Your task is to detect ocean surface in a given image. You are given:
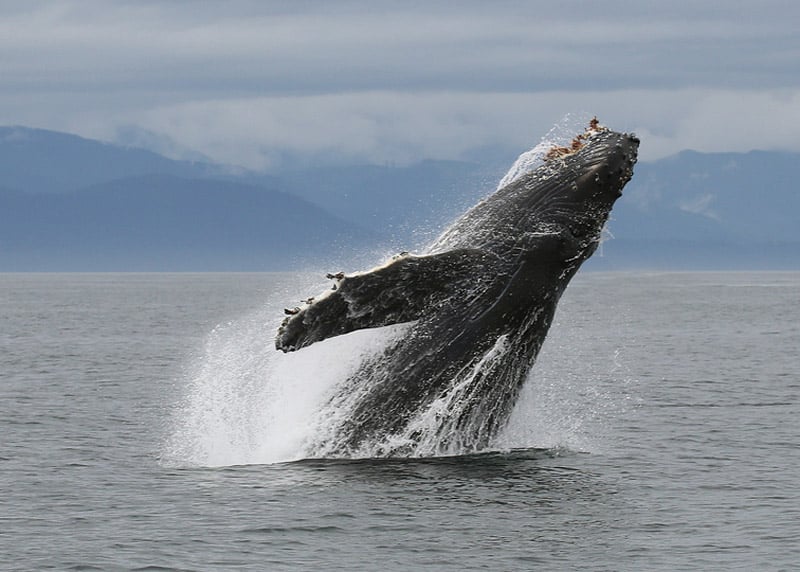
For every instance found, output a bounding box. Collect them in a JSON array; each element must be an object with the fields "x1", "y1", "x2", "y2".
[{"x1": 2, "y1": 271, "x2": 799, "y2": 571}]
